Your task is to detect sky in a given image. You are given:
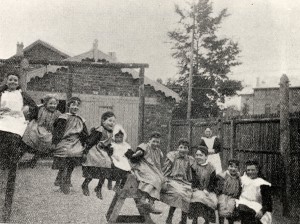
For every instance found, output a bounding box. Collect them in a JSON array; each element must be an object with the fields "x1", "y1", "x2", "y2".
[{"x1": 1, "y1": 0, "x2": 300, "y2": 92}]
